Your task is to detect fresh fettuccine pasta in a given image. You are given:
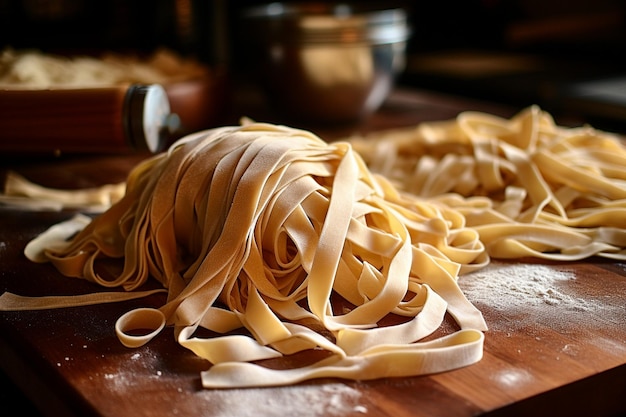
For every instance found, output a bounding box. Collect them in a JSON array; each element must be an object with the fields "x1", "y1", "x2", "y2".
[
  {"x1": 0, "y1": 122, "x2": 489, "y2": 388},
  {"x1": 348, "y1": 105, "x2": 626, "y2": 260},
  {"x1": 1, "y1": 106, "x2": 625, "y2": 388}
]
